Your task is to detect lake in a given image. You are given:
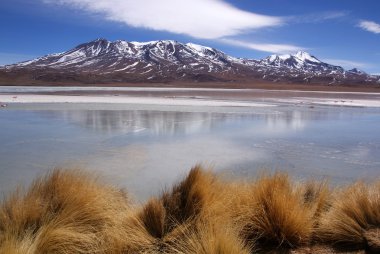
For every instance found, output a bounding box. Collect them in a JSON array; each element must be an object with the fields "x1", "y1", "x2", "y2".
[{"x1": 1, "y1": 88, "x2": 380, "y2": 201}]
